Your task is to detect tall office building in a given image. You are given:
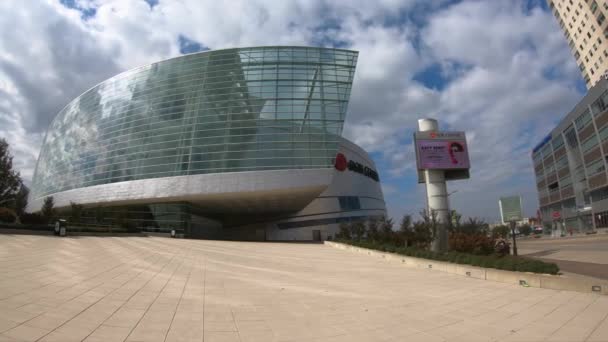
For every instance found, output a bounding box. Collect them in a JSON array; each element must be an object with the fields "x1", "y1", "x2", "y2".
[{"x1": 548, "y1": 0, "x2": 608, "y2": 88}]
